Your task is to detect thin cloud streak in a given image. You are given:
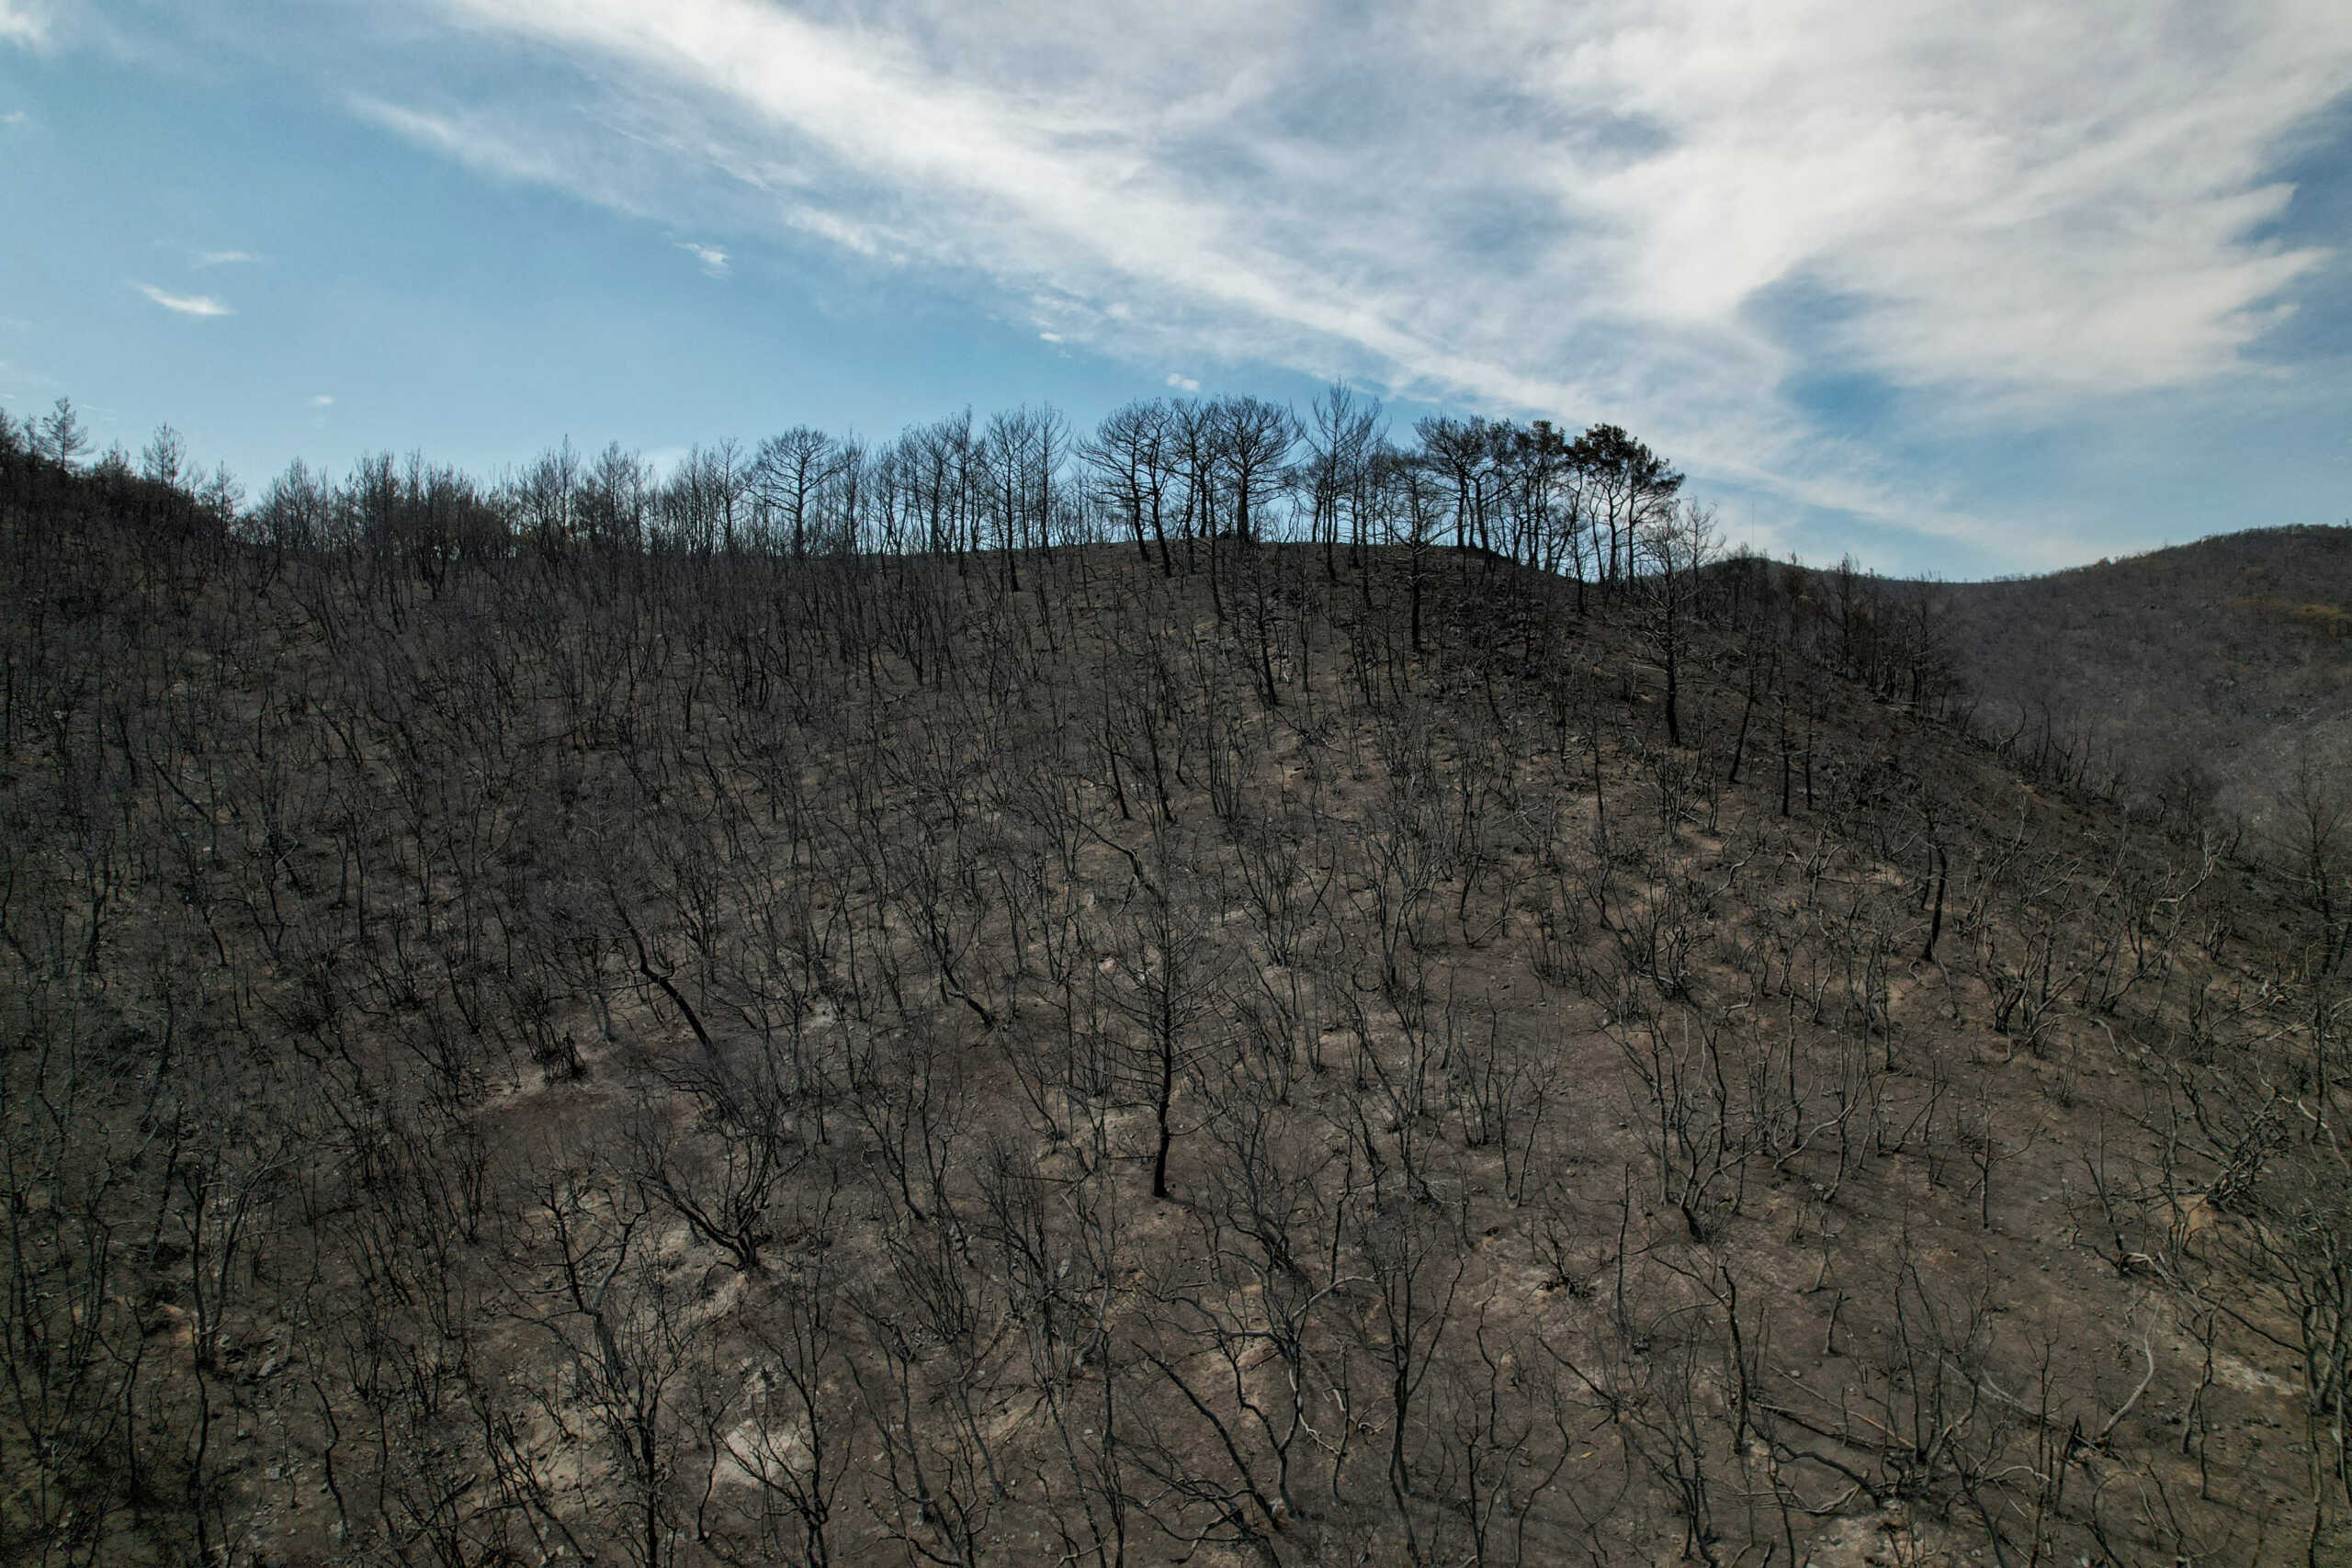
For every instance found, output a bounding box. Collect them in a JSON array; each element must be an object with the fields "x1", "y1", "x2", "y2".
[
  {"x1": 677, "y1": 241, "x2": 729, "y2": 276},
  {"x1": 350, "y1": 96, "x2": 618, "y2": 199},
  {"x1": 137, "y1": 284, "x2": 234, "y2": 318}
]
